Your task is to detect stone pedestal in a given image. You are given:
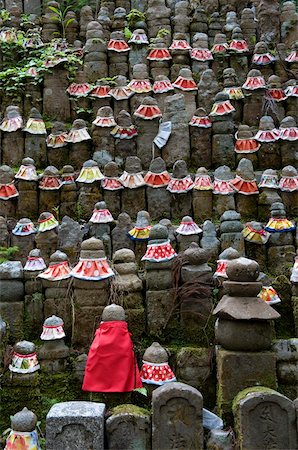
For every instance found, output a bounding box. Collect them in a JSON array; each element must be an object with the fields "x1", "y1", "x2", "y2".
[
  {"x1": 193, "y1": 191, "x2": 213, "y2": 222},
  {"x1": 233, "y1": 387, "x2": 297, "y2": 450},
  {"x1": 16, "y1": 180, "x2": 38, "y2": 220},
  {"x1": 72, "y1": 278, "x2": 110, "y2": 350},
  {"x1": 46, "y1": 402, "x2": 105, "y2": 450},
  {"x1": 43, "y1": 279, "x2": 72, "y2": 337},
  {"x1": 152, "y1": 382, "x2": 203, "y2": 450},
  {"x1": 217, "y1": 349, "x2": 277, "y2": 423},
  {"x1": 2, "y1": 131, "x2": 24, "y2": 166}
]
